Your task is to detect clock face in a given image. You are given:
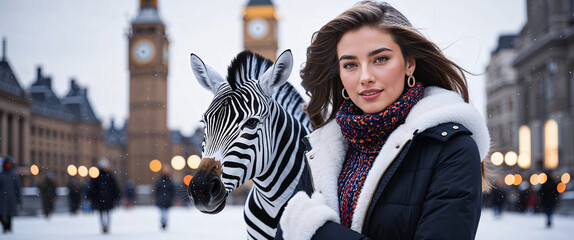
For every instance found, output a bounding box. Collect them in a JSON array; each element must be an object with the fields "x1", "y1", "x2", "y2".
[
  {"x1": 132, "y1": 40, "x2": 155, "y2": 65},
  {"x1": 248, "y1": 18, "x2": 269, "y2": 39}
]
